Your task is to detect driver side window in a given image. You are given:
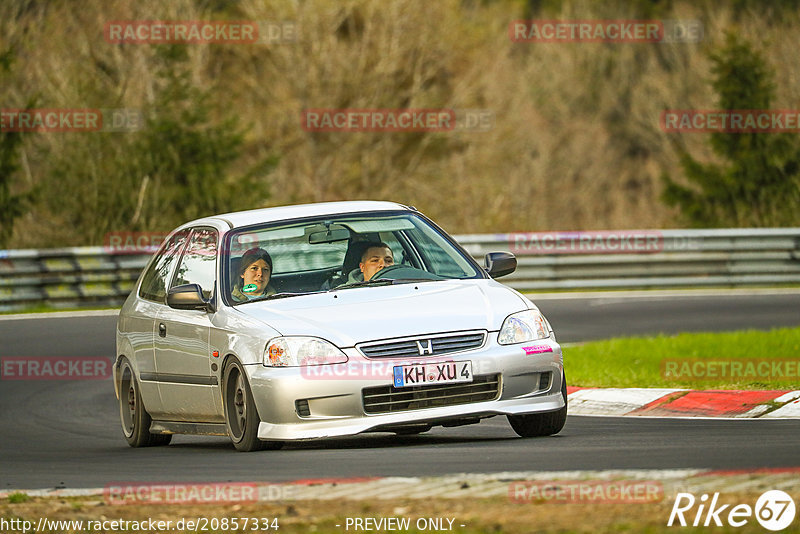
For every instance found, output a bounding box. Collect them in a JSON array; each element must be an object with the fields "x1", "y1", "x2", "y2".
[
  {"x1": 172, "y1": 228, "x2": 218, "y2": 299},
  {"x1": 139, "y1": 230, "x2": 189, "y2": 303}
]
